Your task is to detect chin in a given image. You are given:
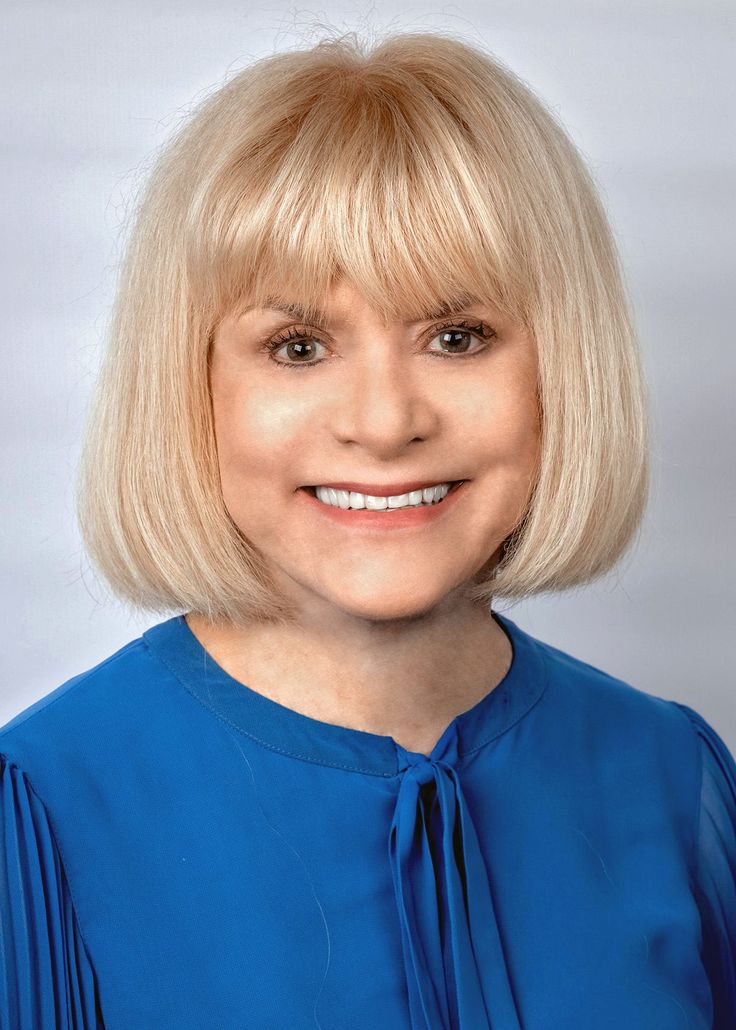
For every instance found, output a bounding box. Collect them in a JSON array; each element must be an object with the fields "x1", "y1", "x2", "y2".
[{"x1": 325, "y1": 584, "x2": 453, "y2": 625}]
